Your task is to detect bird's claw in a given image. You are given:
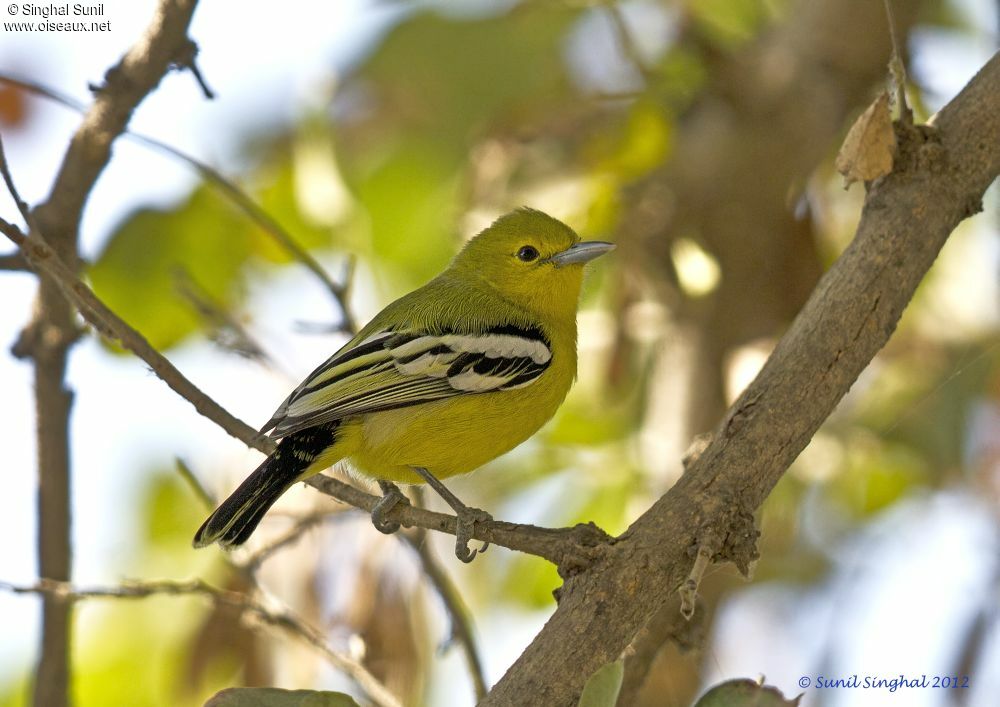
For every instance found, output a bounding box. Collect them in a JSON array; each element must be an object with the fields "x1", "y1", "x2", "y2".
[
  {"x1": 371, "y1": 482, "x2": 409, "y2": 534},
  {"x1": 454, "y1": 507, "x2": 492, "y2": 563},
  {"x1": 408, "y1": 466, "x2": 493, "y2": 563}
]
